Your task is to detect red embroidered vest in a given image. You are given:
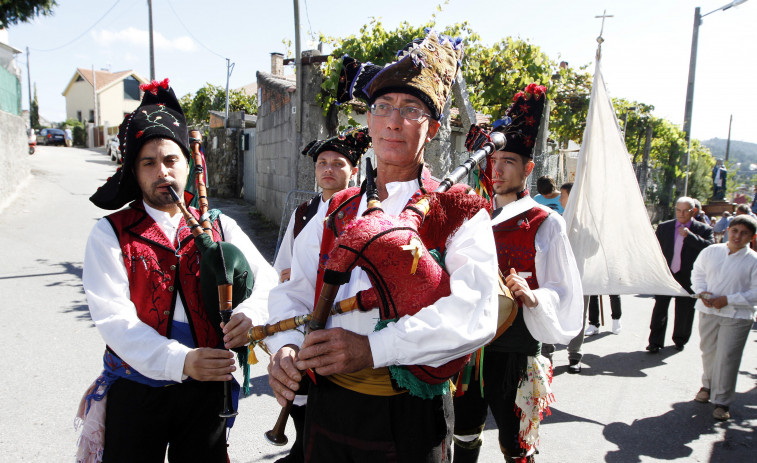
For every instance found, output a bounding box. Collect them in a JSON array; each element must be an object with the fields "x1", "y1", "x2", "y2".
[
  {"x1": 489, "y1": 205, "x2": 549, "y2": 354},
  {"x1": 106, "y1": 201, "x2": 224, "y2": 348}
]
